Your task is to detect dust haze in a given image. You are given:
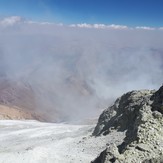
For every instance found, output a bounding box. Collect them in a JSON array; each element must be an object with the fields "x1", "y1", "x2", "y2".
[{"x1": 0, "y1": 17, "x2": 163, "y2": 122}]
